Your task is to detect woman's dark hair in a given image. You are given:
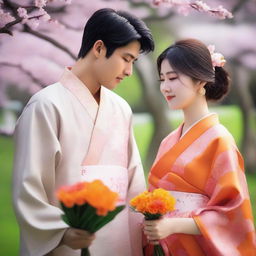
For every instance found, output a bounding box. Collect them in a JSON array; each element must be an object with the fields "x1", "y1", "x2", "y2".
[
  {"x1": 157, "y1": 39, "x2": 230, "y2": 101},
  {"x1": 78, "y1": 8, "x2": 154, "y2": 59}
]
